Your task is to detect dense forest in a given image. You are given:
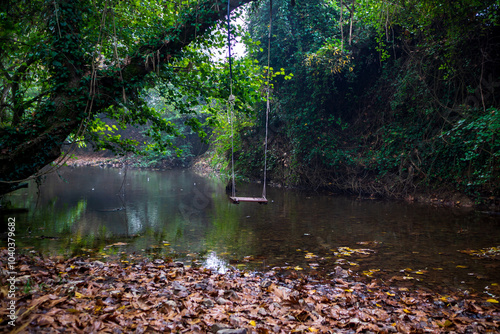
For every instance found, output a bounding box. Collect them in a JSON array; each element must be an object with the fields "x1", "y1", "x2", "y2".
[
  {"x1": 1, "y1": 0, "x2": 499, "y2": 205},
  {"x1": 231, "y1": 0, "x2": 500, "y2": 204}
]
